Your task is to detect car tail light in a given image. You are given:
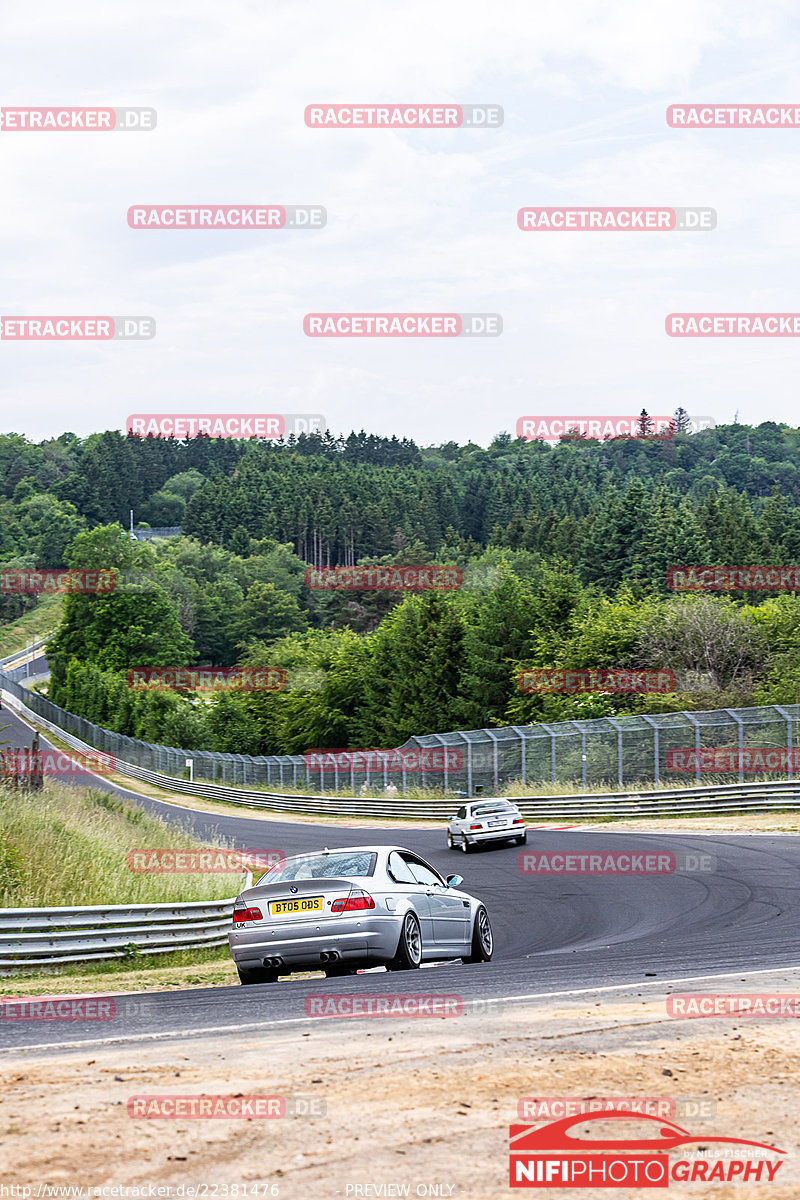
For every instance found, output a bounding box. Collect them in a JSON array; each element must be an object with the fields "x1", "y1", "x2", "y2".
[
  {"x1": 469, "y1": 824, "x2": 482, "y2": 830},
  {"x1": 331, "y1": 890, "x2": 376, "y2": 913},
  {"x1": 513, "y1": 818, "x2": 524, "y2": 824},
  {"x1": 233, "y1": 906, "x2": 262, "y2": 922}
]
